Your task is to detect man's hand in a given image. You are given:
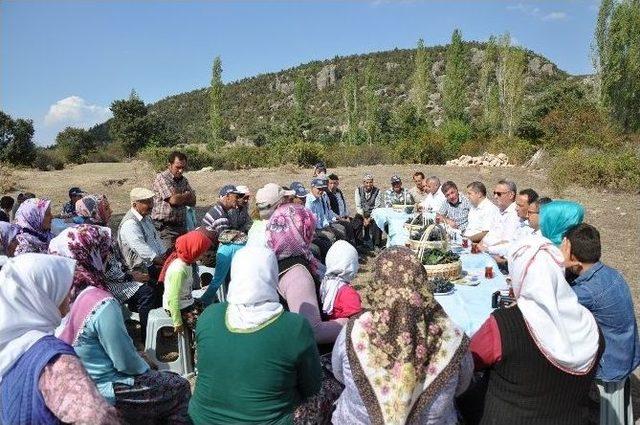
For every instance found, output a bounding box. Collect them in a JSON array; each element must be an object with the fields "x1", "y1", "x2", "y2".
[{"x1": 131, "y1": 271, "x2": 149, "y2": 283}]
